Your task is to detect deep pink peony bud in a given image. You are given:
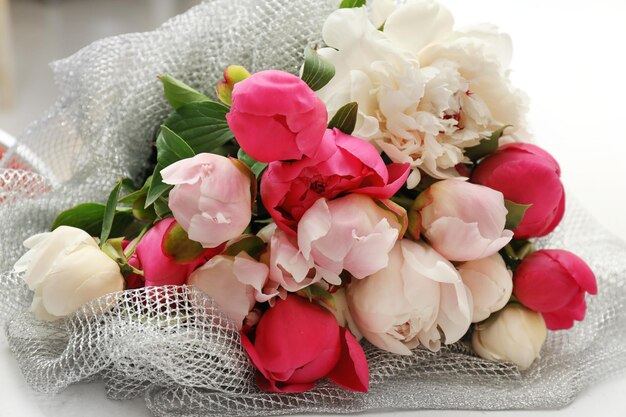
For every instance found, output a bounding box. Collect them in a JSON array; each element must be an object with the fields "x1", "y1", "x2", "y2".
[
  {"x1": 513, "y1": 249, "x2": 597, "y2": 330},
  {"x1": 471, "y1": 143, "x2": 565, "y2": 239},
  {"x1": 128, "y1": 218, "x2": 221, "y2": 287},
  {"x1": 226, "y1": 70, "x2": 328, "y2": 163},
  {"x1": 241, "y1": 295, "x2": 369, "y2": 393}
]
